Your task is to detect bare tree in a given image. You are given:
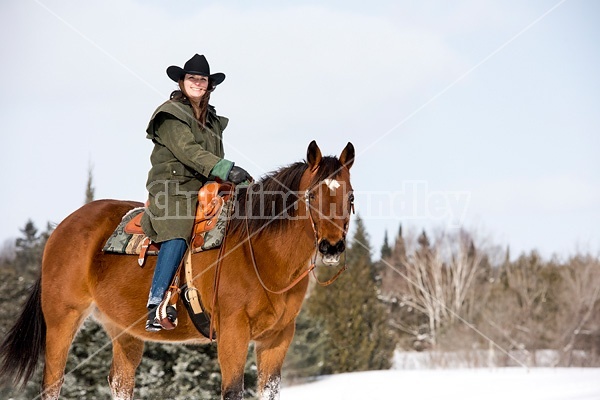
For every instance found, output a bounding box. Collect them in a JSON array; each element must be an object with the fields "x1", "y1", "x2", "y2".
[
  {"x1": 392, "y1": 229, "x2": 487, "y2": 348},
  {"x1": 481, "y1": 251, "x2": 564, "y2": 366},
  {"x1": 556, "y1": 255, "x2": 600, "y2": 366}
]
